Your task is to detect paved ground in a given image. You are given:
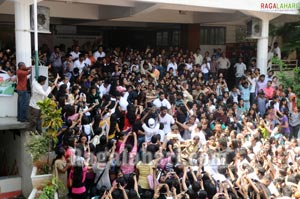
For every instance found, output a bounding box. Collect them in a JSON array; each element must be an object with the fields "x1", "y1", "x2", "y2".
[{"x1": 0, "y1": 117, "x2": 29, "y2": 130}]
